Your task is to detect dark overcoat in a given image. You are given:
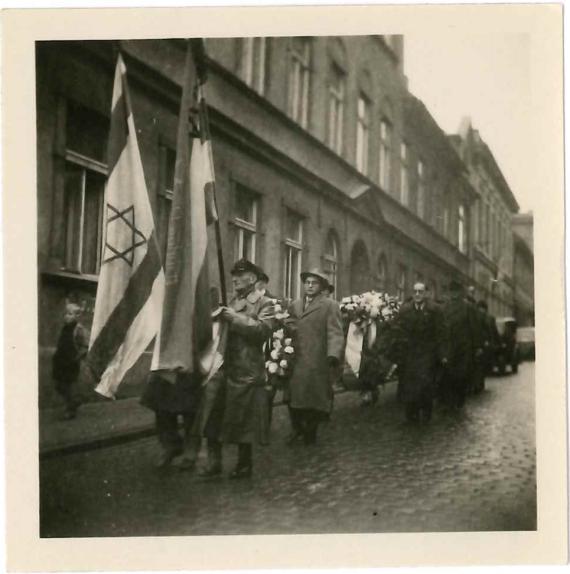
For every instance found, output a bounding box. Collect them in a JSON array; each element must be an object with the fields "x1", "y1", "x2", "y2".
[
  {"x1": 396, "y1": 301, "x2": 446, "y2": 403},
  {"x1": 441, "y1": 297, "x2": 483, "y2": 381},
  {"x1": 221, "y1": 288, "x2": 276, "y2": 445},
  {"x1": 287, "y1": 293, "x2": 345, "y2": 414}
]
